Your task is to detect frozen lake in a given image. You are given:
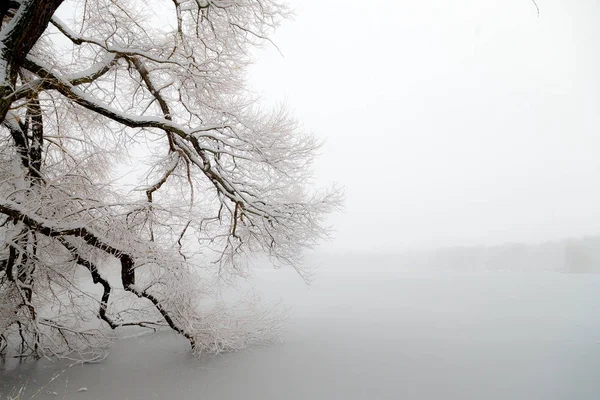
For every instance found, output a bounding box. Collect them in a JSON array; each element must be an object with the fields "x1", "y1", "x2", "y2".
[{"x1": 2, "y1": 265, "x2": 600, "y2": 399}]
